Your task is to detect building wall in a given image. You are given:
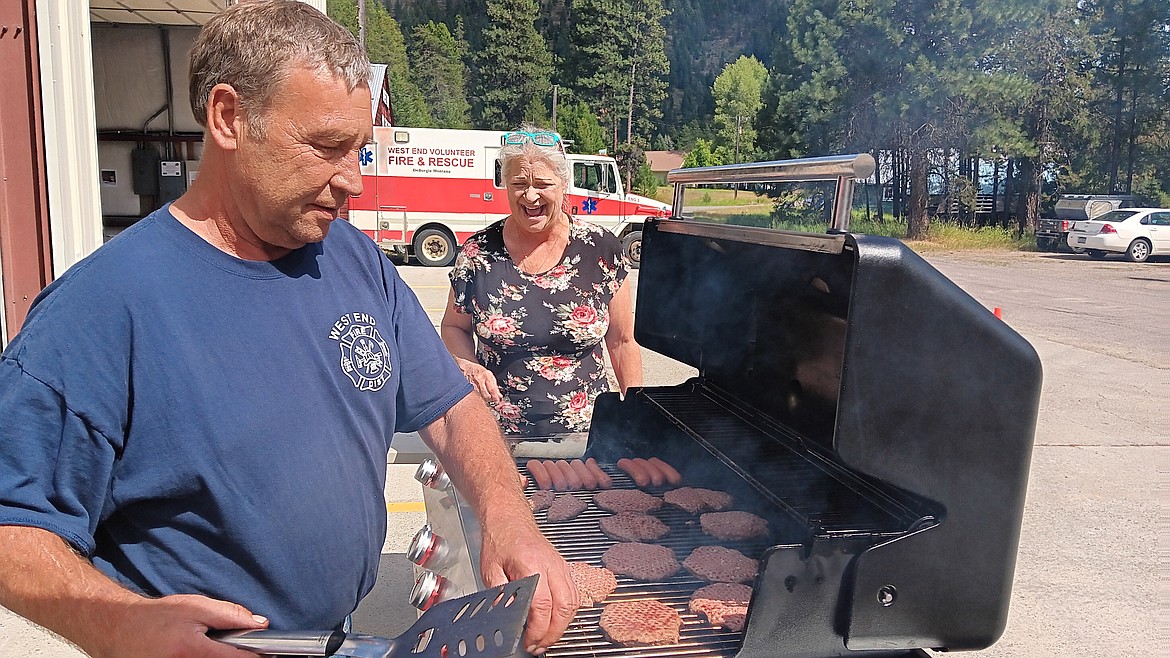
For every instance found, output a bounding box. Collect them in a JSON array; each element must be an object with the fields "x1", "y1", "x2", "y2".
[
  {"x1": 93, "y1": 25, "x2": 203, "y2": 221},
  {"x1": 37, "y1": 0, "x2": 103, "y2": 279},
  {"x1": 0, "y1": 0, "x2": 331, "y2": 346}
]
